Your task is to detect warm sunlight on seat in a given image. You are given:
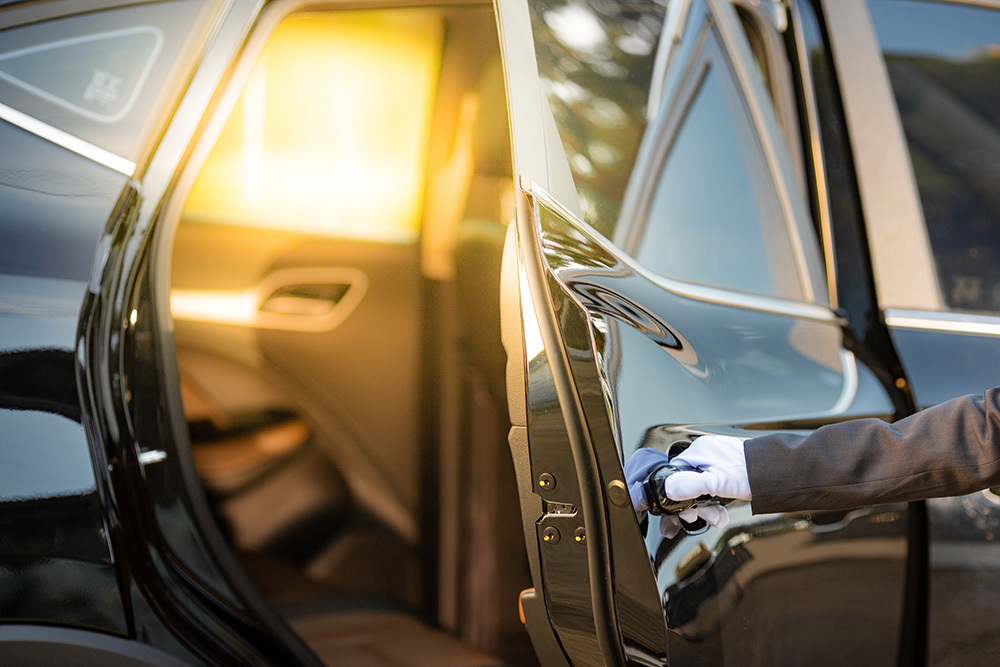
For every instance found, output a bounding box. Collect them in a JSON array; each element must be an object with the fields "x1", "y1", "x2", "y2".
[{"x1": 183, "y1": 10, "x2": 443, "y2": 242}]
